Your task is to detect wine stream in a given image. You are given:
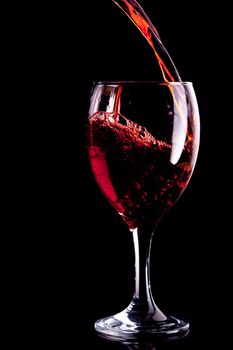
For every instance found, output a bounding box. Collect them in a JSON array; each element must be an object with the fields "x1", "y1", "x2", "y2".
[{"x1": 113, "y1": 0, "x2": 181, "y2": 82}]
